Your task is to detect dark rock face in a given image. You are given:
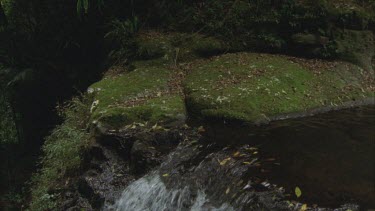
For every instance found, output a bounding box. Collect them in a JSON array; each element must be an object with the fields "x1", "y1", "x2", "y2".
[
  {"x1": 333, "y1": 29, "x2": 374, "y2": 71},
  {"x1": 289, "y1": 30, "x2": 374, "y2": 71},
  {"x1": 59, "y1": 125, "x2": 192, "y2": 210},
  {"x1": 130, "y1": 140, "x2": 160, "y2": 175}
]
